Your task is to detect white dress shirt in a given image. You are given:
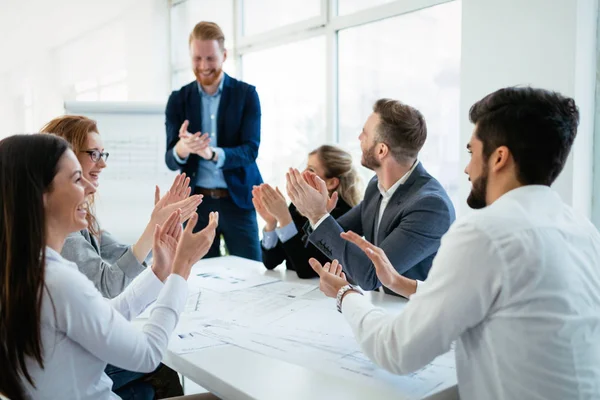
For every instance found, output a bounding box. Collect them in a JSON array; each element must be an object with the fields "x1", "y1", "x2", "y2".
[
  {"x1": 373, "y1": 160, "x2": 419, "y2": 244},
  {"x1": 23, "y1": 247, "x2": 188, "y2": 400},
  {"x1": 342, "y1": 185, "x2": 600, "y2": 399}
]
